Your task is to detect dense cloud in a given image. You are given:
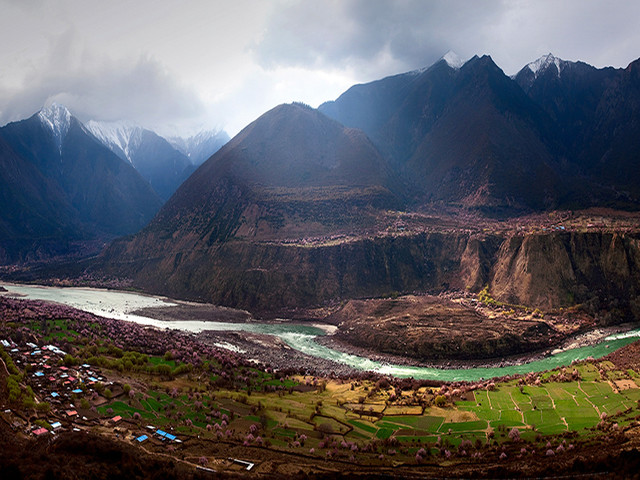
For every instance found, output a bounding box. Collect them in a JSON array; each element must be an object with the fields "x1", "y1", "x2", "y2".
[
  {"x1": 0, "y1": 29, "x2": 205, "y2": 132},
  {"x1": 254, "y1": 0, "x2": 640, "y2": 77},
  {"x1": 253, "y1": 0, "x2": 504, "y2": 77}
]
